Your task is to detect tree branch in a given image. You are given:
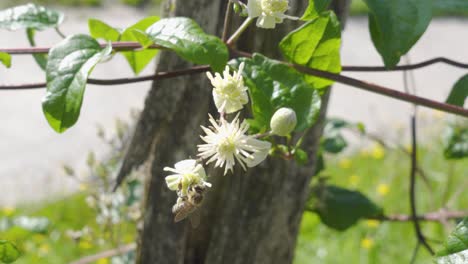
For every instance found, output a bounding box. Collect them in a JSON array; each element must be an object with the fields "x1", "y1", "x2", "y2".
[
  {"x1": 69, "y1": 243, "x2": 136, "y2": 264},
  {"x1": 409, "y1": 116, "x2": 435, "y2": 255},
  {"x1": 0, "y1": 65, "x2": 210, "y2": 90},
  {"x1": 0, "y1": 47, "x2": 467, "y2": 117}
]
